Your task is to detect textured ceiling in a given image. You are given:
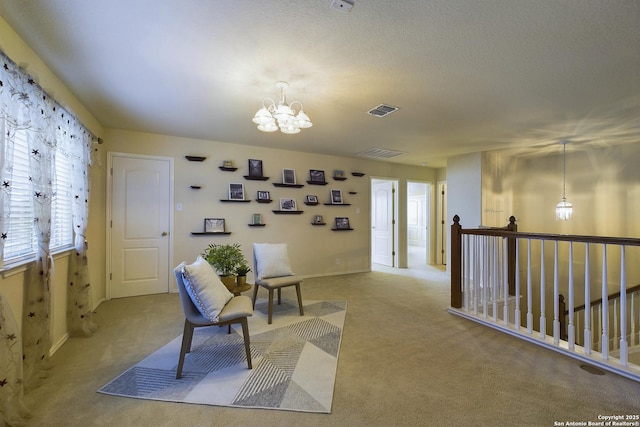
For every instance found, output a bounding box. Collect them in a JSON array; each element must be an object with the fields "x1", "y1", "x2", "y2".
[{"x1": 1, "y1": 0, "x2": 639, "y2": 167}]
